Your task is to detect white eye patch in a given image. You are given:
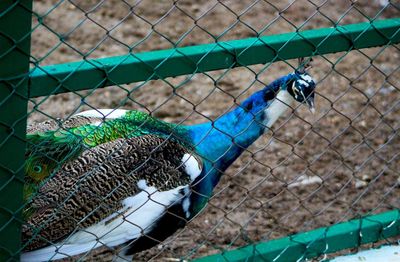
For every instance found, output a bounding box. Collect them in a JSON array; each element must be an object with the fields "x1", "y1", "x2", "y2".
[
  {"x1": 299, "y1": 74, "x2": 314, "y2": 84},
  {"x1": 292, "y1": 81, "x2": 300, "y2": 97},
  {"x1": 297, "y1": 79, "x2": 309, "y2": 86}
]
